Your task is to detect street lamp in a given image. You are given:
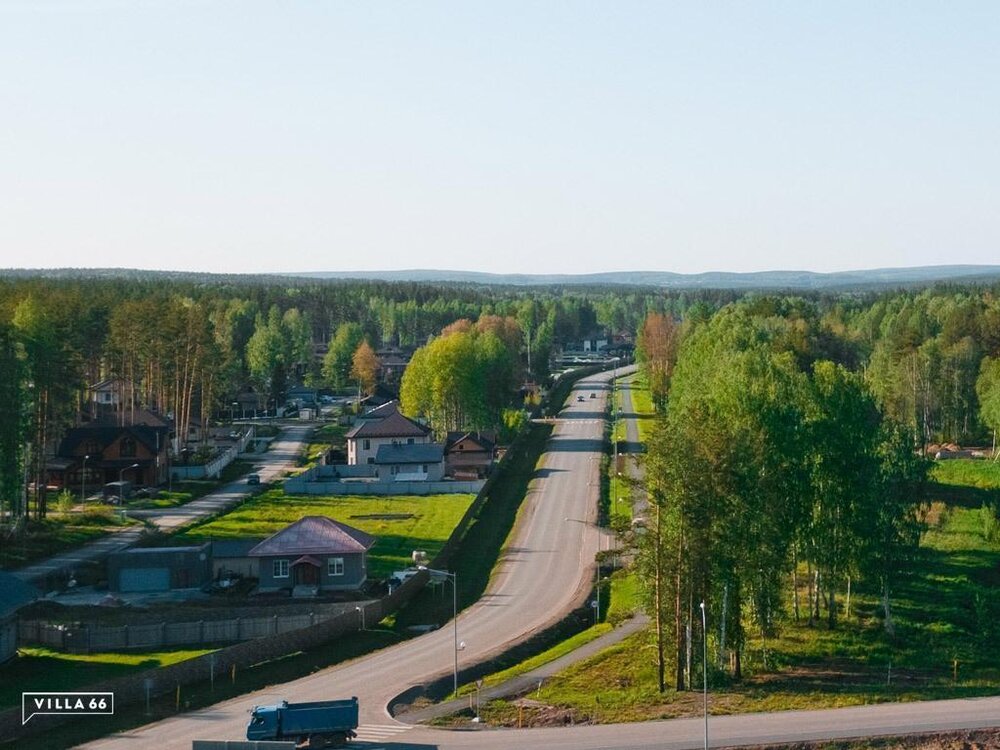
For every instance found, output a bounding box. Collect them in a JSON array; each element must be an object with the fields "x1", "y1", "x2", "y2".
[
  {"x1": 119, "y1": 463, "x2": 139, "y2": 503},
  {"x1": 81, "y1": 455, "x2": 90, "y2": 504},
  {"x1": 700, "y1": 600, "x2": 708, "y2": 750},
  {"x1": 418, "y1": 565, "x2": 459, "y2": 696},
  {"x1": 355, "y1": 605, "x2": 365, "y2": 631},
  {"x1": 232, "y1": 402, "x2": 239, "y2": 422}
]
